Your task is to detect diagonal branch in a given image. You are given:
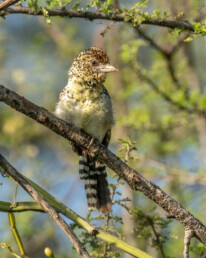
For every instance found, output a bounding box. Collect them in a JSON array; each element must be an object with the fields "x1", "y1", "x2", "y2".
[
  {"x1": 0, "y1": 0, "x2": 19, "y2": 11},
  {"x1": 0, "y1": 85, "x2": 206, "y2": 246},
  {"x1": 2, "y1": 6, "x2": 195, "y2": 31},
  {"x1": 183, "y1": 230, "x2": 194, "y2": 258},
  {"x1": 0, "y1": 197, "x2": 151, "y2": 256},
  {"x1": 135, "y1": 27, "x2": 170, "y2": 57},
  {"x1": 0, "y1": 154, "x2": 90, "y2": 258},
  {"x1": 136, "y1": 68, "x2": 204, "y2": 116},
  {"x1": 135, "y1": 27, "x2": 182, "y2": 90}
]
